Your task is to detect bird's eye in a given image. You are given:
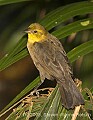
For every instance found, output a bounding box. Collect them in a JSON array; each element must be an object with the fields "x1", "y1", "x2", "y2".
[{"x1": 34, "y1": 30, "x2": 37, "y2": 33}]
